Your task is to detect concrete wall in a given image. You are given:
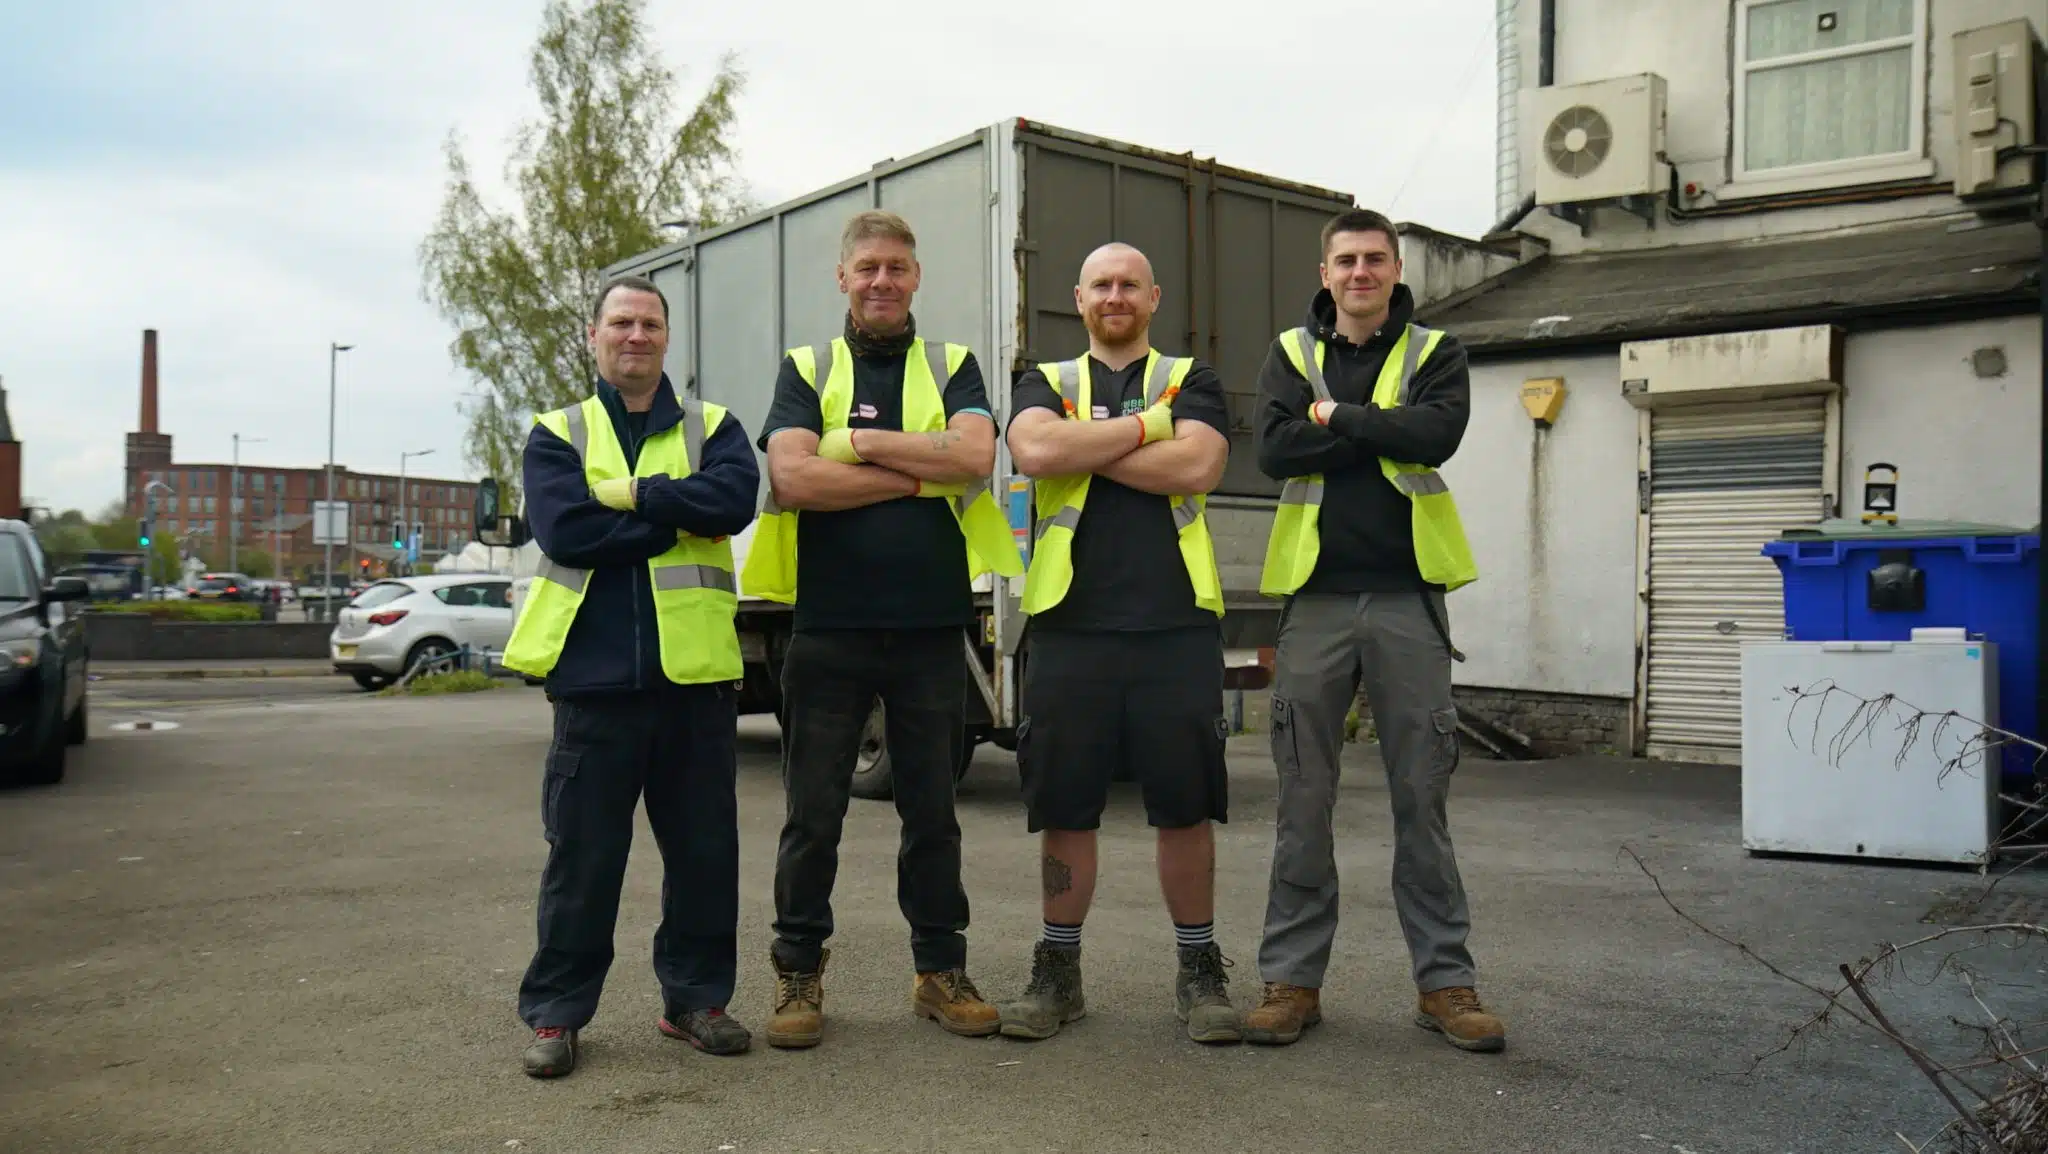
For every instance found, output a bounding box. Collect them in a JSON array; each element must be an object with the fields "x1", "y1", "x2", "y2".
[
  {"x1": 1398, "y1": 225, "x2": 1523, "y2": 309},
  {"x1": 84, "y1": 615, "x2": 331, "y2": 662},
  {"x1": 1445, "y1": 350, "x2": 1641, "y2": 698},
  {"x1": 1503, "y1": 0, "x2": 2046, "y2": 254},
  {"x1": 1444, "y1": 314, "x2": 2042, "y2": 715},
  {"x1": 1841, "y1": 315, "x2": 2042, "y2": 528}
]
